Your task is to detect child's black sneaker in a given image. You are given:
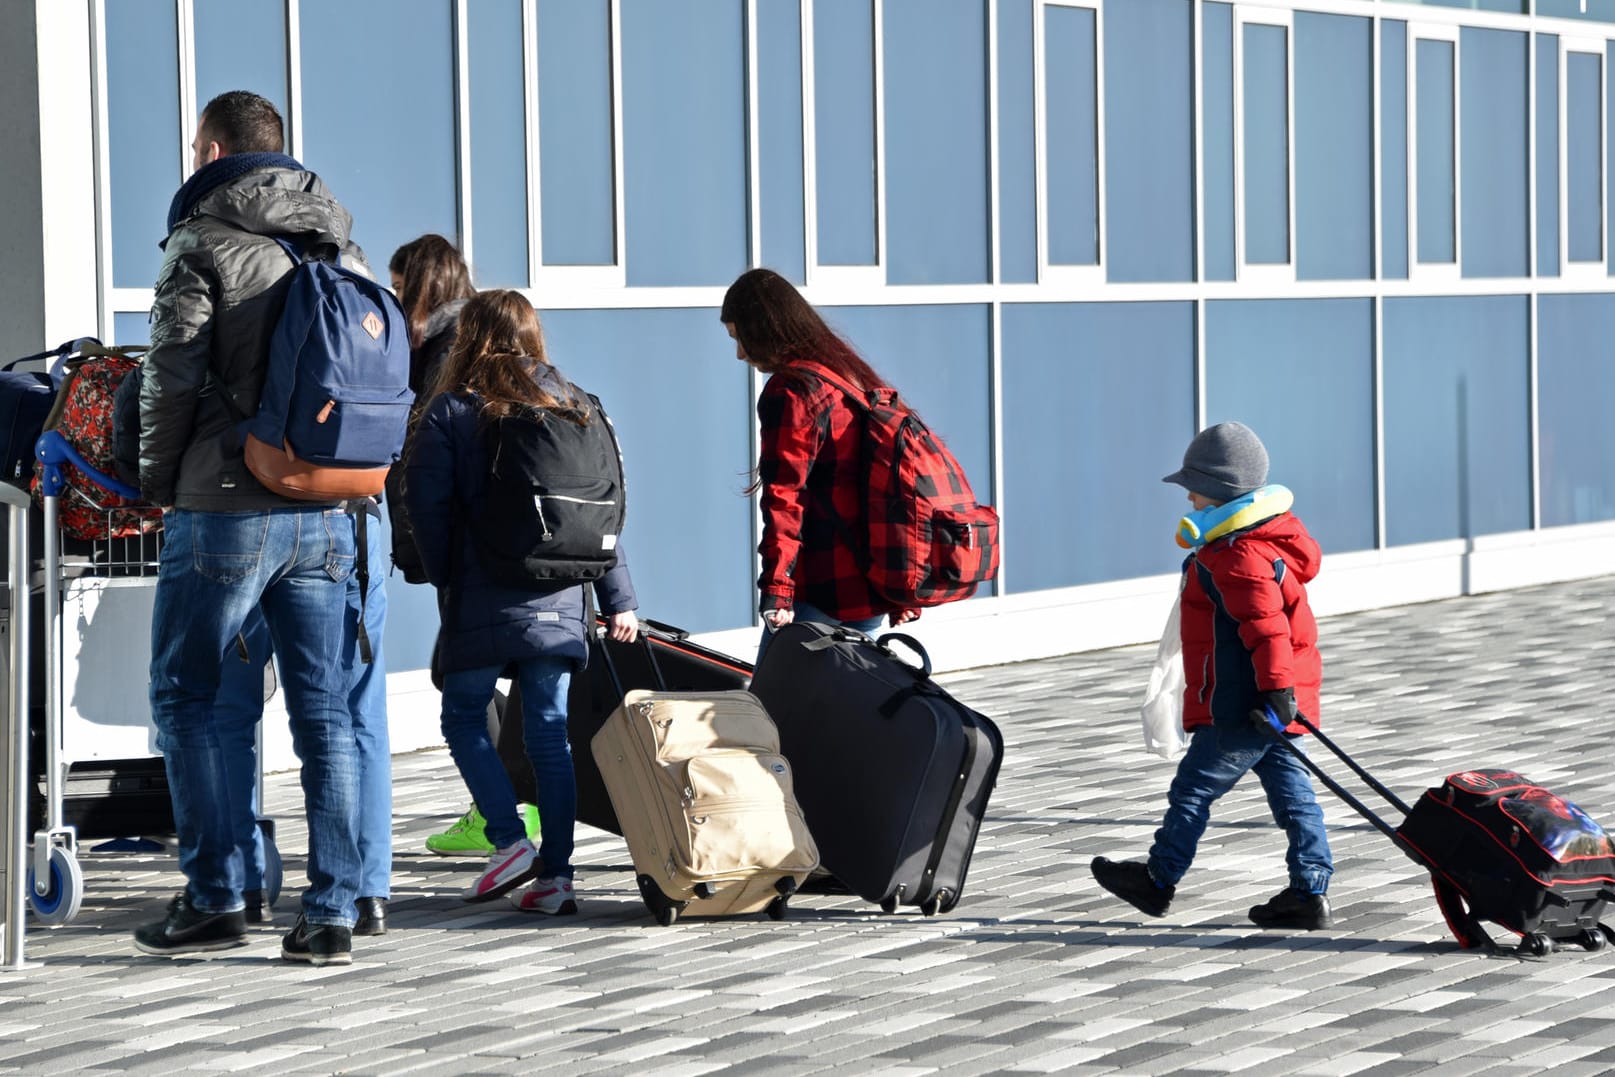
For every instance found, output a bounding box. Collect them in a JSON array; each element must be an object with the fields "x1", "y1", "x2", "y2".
[
  {"x1": 133, "y1": 892, "x2": 249, "y2": 956},
  {"x1": 1090, "y1": 857, "x2": 1174, "y2": 917},
  {"x1": 1248, "y1": 887, "x2": 1332, "y2": 930},
  {"x1": 281, "y1": 915, "x2": 354, "y2": 966}
]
